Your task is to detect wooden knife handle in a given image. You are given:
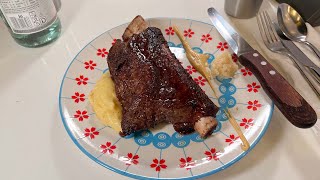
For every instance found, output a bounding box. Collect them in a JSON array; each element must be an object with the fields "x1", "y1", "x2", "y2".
[{"x1": 239, "y1": 50, "x2": 317, "y2": 128}]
